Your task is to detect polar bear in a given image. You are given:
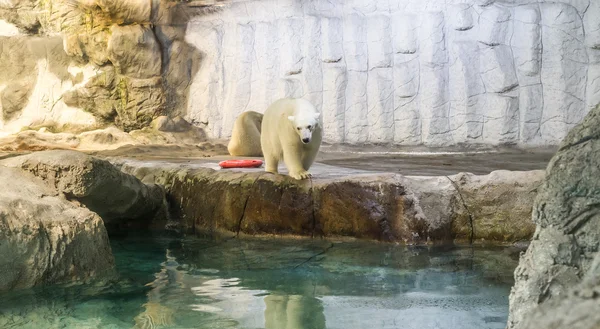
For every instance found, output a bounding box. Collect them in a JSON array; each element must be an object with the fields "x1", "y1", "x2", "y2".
[
  {"x1": 228, "y1": 111, "x2": 263, "y2": 156},
  {"x1": 260, "y1": 98, "x2": 322, "y2": 180}
]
